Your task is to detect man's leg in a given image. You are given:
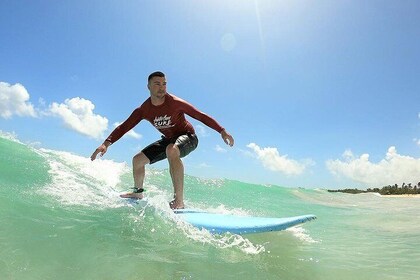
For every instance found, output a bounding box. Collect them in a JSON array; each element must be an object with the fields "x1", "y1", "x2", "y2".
[
  {"x1": 166, "y1": 144, "x2": 185, "y2": 209},
  {"x1": 120, "y1": 152, "x2": 150, "y2": 198}
]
